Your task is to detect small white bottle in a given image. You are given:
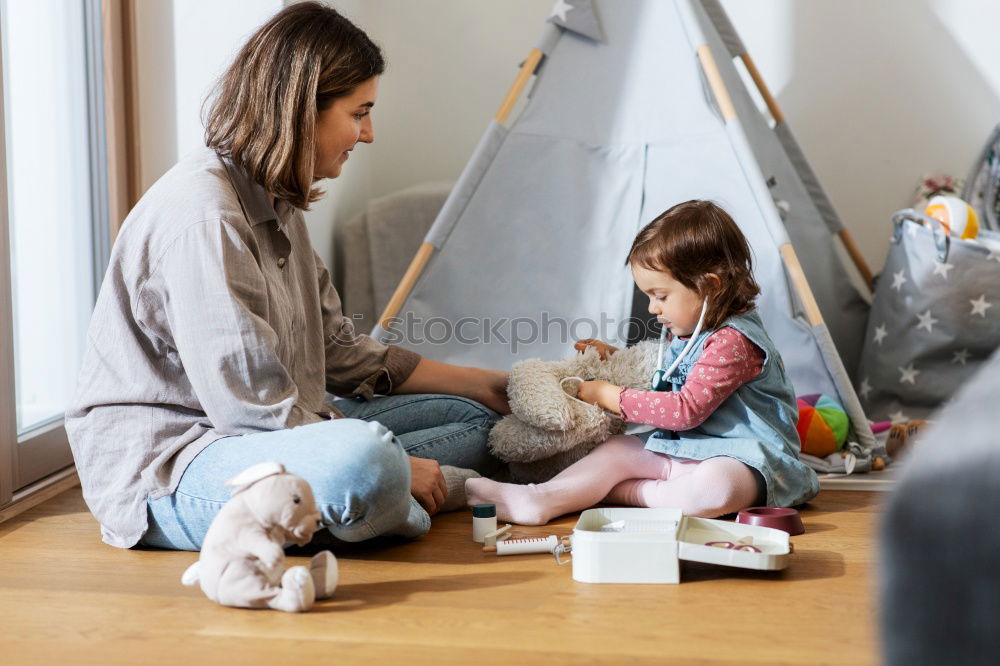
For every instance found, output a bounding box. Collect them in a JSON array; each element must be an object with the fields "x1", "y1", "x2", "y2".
[{"x1": 472, "y1": 503, "x2": 497, "y2": 543}]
